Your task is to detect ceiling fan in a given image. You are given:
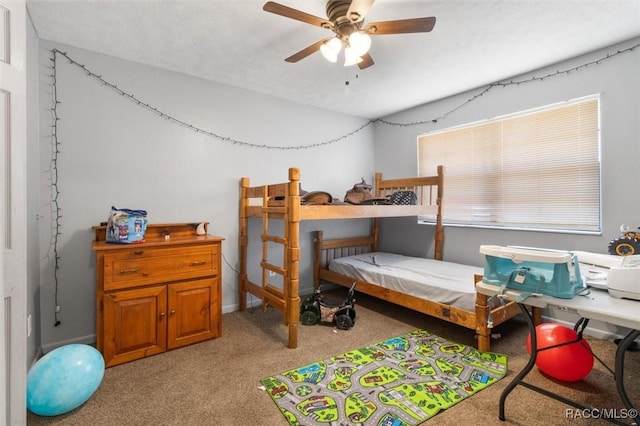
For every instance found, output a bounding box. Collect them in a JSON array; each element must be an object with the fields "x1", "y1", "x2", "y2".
[{"x1": 263, "y1": 0, "x2": 436, "y2": 69}]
